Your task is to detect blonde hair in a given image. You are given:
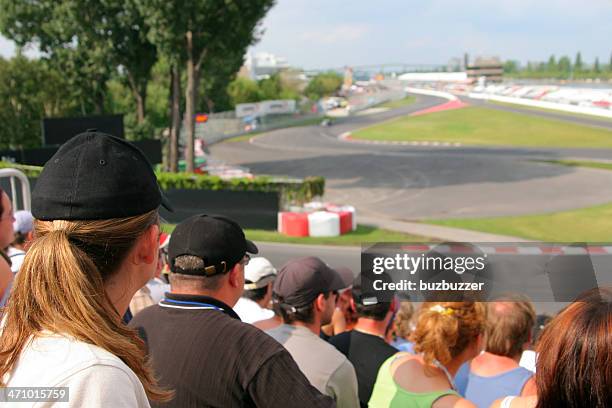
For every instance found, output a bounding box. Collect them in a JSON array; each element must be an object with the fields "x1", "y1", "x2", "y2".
[
  {"x1": 486, "y1": 295, "x2": 535, "y2": 358},
  {"x1": 394, "y1": 301, "x2": 415, "y2": 339},
  {"x1": 0, "y1": 210, "x2": 172, "y2": 401},
  {"x1": 411, "y1": 301, "x2": 486, "y2": 367}
]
